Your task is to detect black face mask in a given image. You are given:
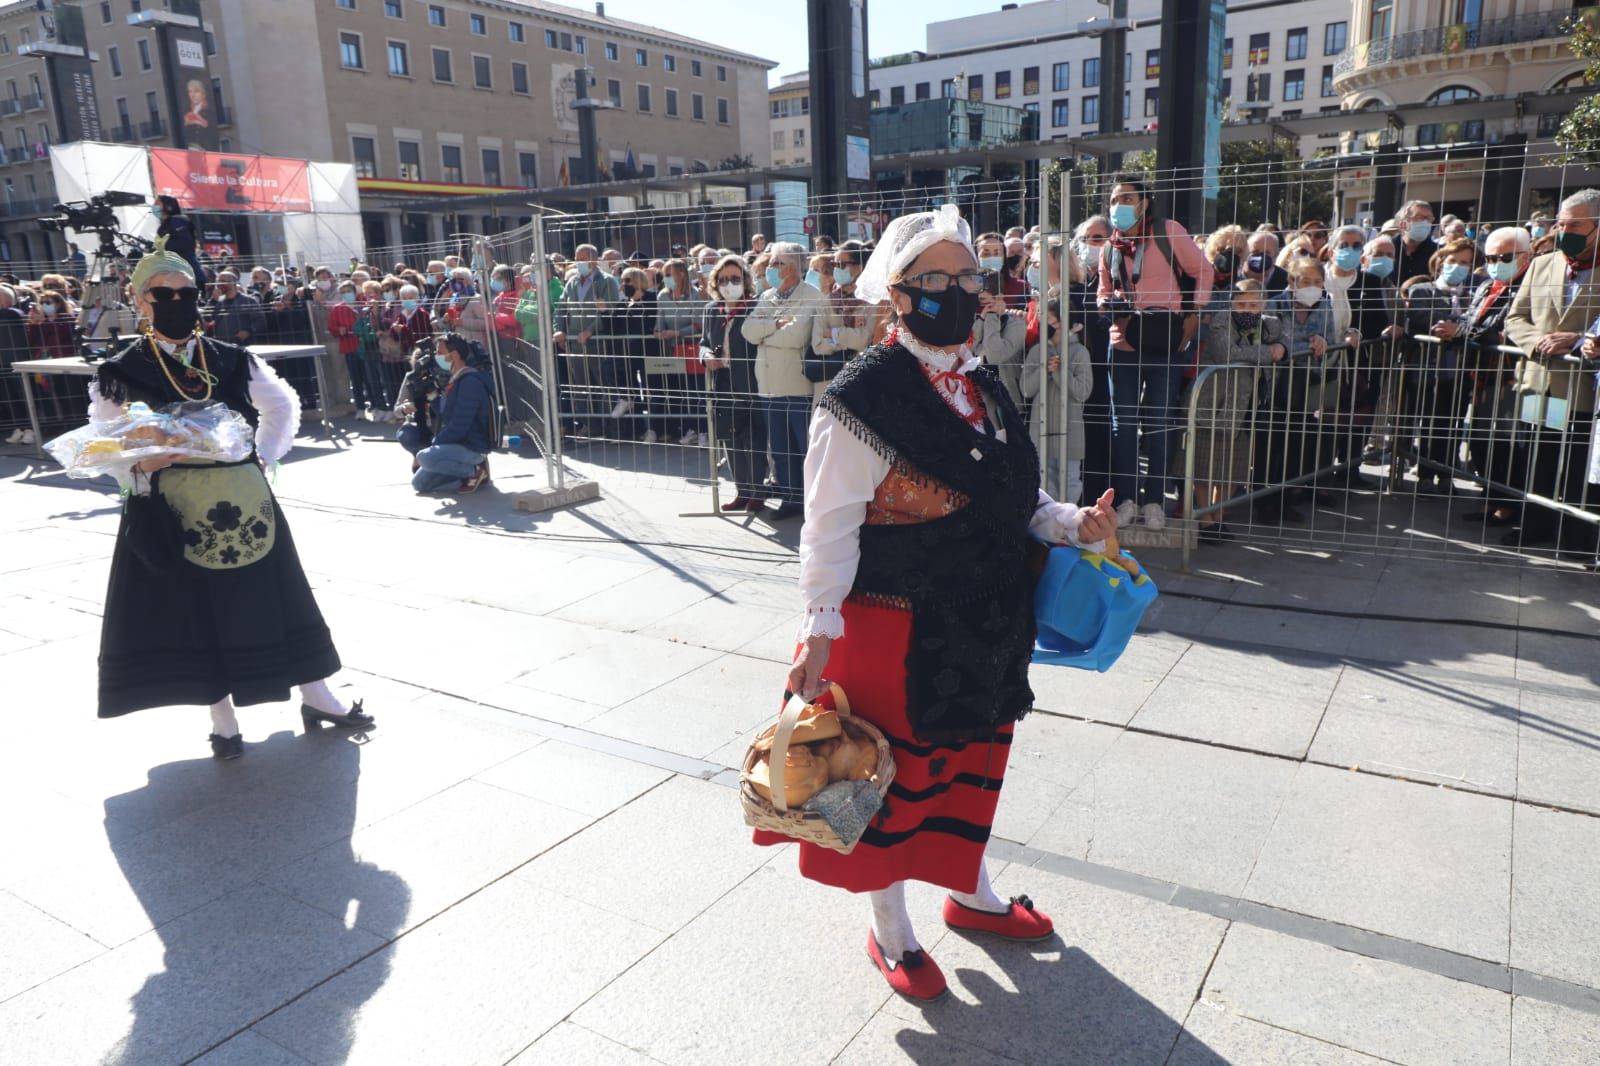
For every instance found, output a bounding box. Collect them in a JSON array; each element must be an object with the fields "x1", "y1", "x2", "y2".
[
  {"x1": 895, "y1": 282, "x2": 980, "y2": 347},
  {"x1": 622, "y1": 283, "x2": 637, "y2": 298},
  {"x1": 151, "y1": 295, "x2": 201, "y2": 339},
  {"x1": 1215, "y1": 252, "x2": 1237, "y2": 276},
  {"x1": 1046, "y1": 323, "x2": 1059, "y2": 340},
  {"x1": 1232, "y1": 311, "x2": 1262, "y2": 332},
  {"x1": 1557, "y1": 228, "x2": 1592, "y2": 260}
]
